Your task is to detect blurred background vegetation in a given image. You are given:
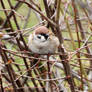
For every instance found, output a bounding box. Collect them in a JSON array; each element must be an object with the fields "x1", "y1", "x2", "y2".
[{"x1": 0, "y1": 0, "x2": 92, "y2": 92}]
